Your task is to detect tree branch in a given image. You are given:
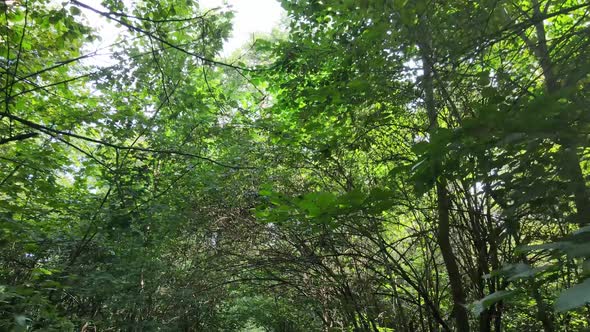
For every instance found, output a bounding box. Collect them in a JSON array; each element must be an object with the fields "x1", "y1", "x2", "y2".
[
  {"x1": 0, "y1": 111, "x2": 256, "y2": 169},
  {"x1": 71, "y1": 0, "x2": 256, "y2": 72},
  {"x1": 0, "y1": 132, "x2": 38, "y2": 145}
]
